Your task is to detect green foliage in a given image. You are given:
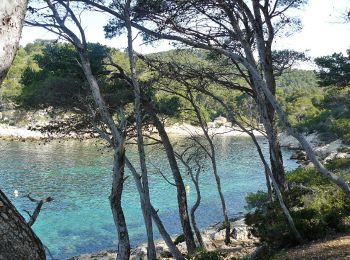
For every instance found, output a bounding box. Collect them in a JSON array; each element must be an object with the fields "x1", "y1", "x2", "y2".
[
  {"x1": 155, "y1": 95, "x2": 181, "y2": 117},
  {"x1": 192, "y1": 250, "x2": 224, "y2": 260},
  {"x1": 276, "y1": 69, "x2": 323, "y2": 126},
  {"x1": 174, "y1": 234, "x2": 186, "y2": 245},
  {"x1": 245, "y1": 191, "x2": 270, "y2": 210},
  {"x1": 286, "y1": 167, "x2": 329, "y2": 186},
  {"x1": 300, "y1": 88, "x2": 350, "y2": 143},
  {"x1": 315, "y1": 50, "x2": 350, "y2": 87},
  {"x1": 245, "y1": 158, "x2": 350, "y2": 249}
]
